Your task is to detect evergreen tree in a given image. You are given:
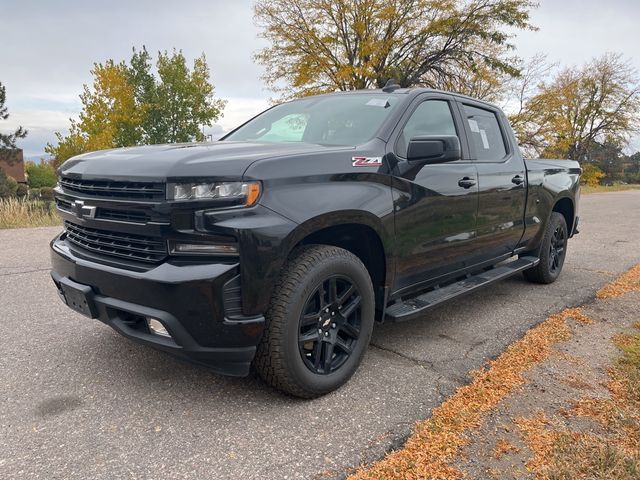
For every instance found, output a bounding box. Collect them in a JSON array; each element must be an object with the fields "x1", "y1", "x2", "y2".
[{"x1": 0, "y1": 81, "x2": 28, "y2": 150}]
